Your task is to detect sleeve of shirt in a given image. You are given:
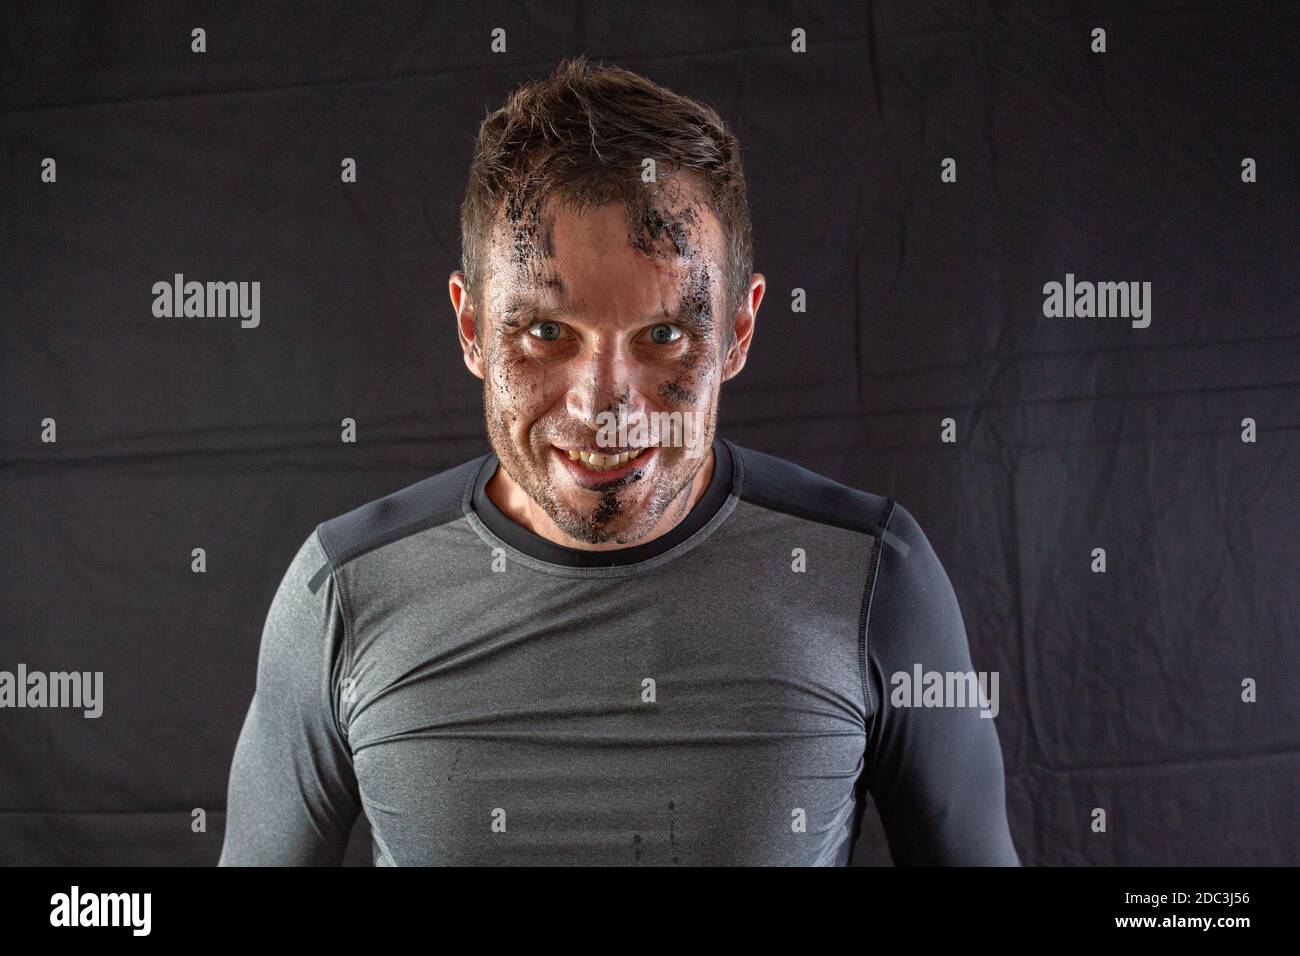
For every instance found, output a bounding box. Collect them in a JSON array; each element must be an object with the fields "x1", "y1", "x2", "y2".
[
  {"x1": 860, "y1": 501, "x2": 1021, "y2": 866},
  {"x1": 217, "y1": 529, "x2": 362, "y2": 866}
]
